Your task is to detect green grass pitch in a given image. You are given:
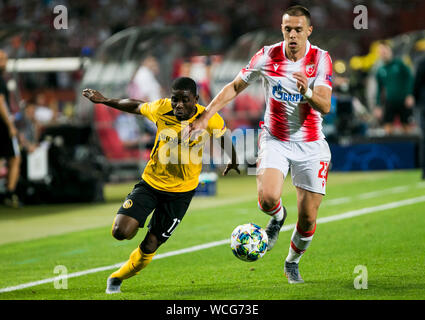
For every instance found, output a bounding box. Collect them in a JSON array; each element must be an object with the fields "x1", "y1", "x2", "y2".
[{"x1": 0, "y1": 169, "x2": 424, "y2": 300}]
